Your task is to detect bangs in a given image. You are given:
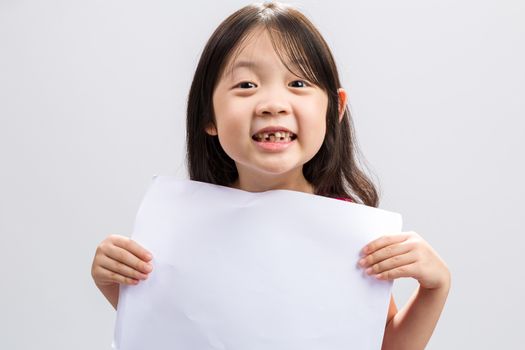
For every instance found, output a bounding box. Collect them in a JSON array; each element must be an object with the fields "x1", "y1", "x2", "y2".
[
  {"x1": 266, "y1": 26, "x2": 323, "y2": 87},
  {"x1": 261, "y1": 3, "x2": 332, "y2": 89},
  {"x1": 220, "y1": 15, "x2": 331, "y2": 90}
]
